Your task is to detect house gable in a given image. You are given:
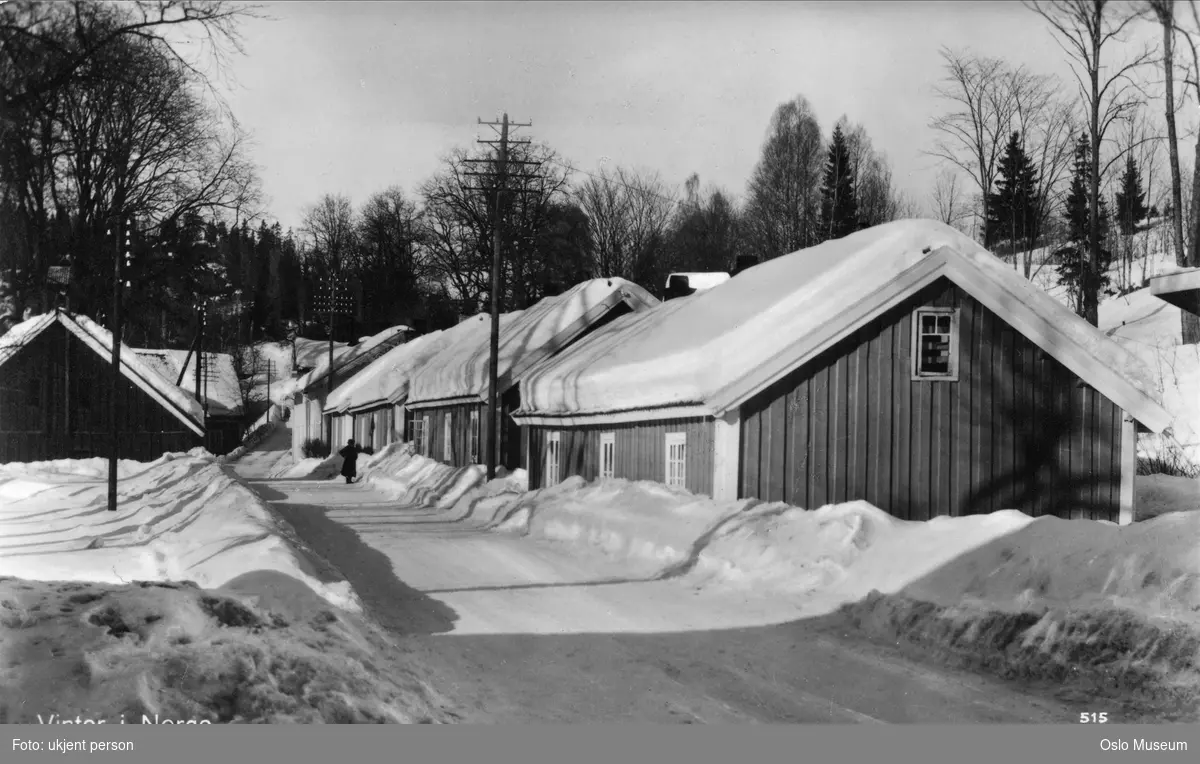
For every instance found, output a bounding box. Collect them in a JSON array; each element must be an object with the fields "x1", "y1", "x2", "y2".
[
  {"x1": 705, "y1": 247, "x2": 1170, "y2": 434},
  {"x1": 738, "y1": 278, "x2": 1127, "y2": 522},
  {"x1": 0, "y1": 312, "x2": 204, "y2": 436}
]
